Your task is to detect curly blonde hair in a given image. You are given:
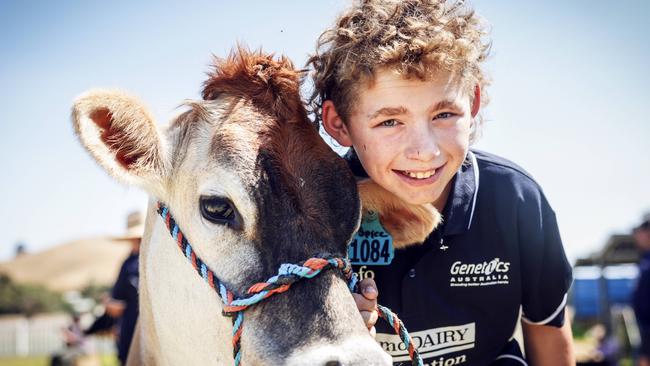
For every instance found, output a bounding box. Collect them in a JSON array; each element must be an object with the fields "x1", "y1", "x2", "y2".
[{"x1": 307, "y1": 0, "x2": 491, "y2": 142}]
